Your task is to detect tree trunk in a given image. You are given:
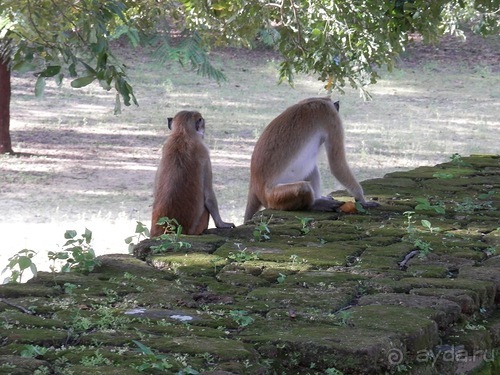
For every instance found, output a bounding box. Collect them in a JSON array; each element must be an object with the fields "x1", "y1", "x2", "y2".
[{"x1": 0, "y1": 57, "x2": 13, "y2": 154}]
